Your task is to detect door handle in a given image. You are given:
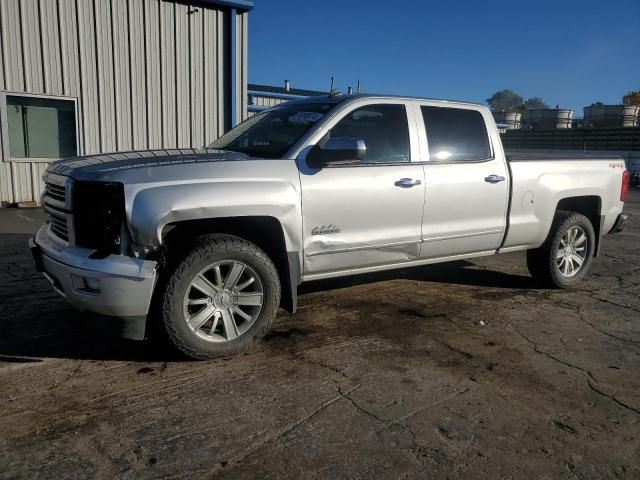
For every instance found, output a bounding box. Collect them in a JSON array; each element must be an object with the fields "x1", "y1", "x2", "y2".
[
  {"x1": 395, "y1": 178, "x2": 422, "y2": 188},
  {"x1": 484, "y1": 175, "x2": 505, "y2": 184}
]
